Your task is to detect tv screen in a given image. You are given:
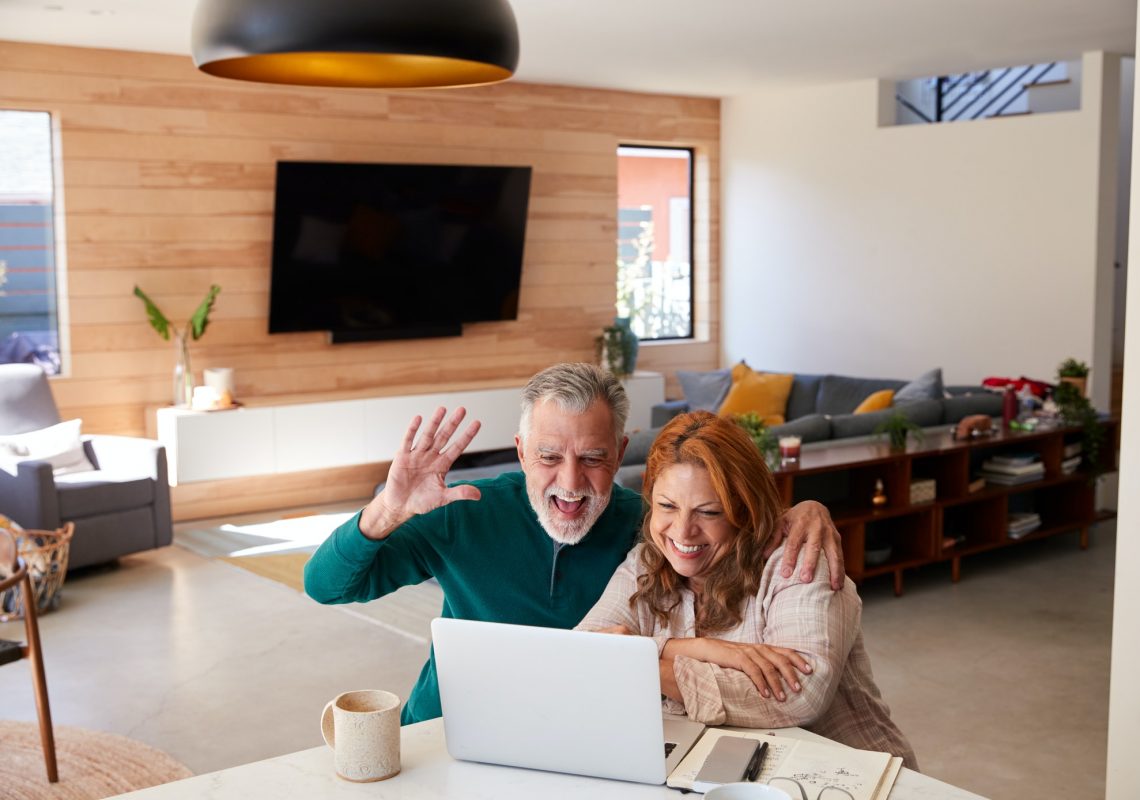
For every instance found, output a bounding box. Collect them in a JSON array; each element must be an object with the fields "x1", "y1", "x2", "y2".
[{"x1": 269, "y1": 161, "x2": 531, "y2": 341}]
